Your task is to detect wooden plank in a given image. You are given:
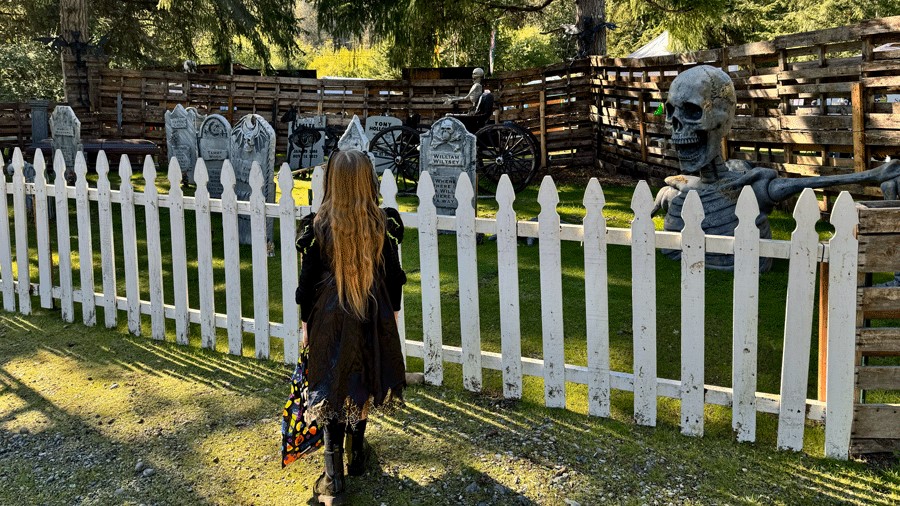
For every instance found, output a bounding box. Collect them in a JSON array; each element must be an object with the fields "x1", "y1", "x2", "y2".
[
  {"x1": 858, "y1": 287, "x2": 900, "y2": 320},
  {"x1": 0, "y1": 153, "x2": 14, "y2": 311},
  {"x1": 95, "y1": 152, "x2": 117, "y2": 327},
  {"x1": 850, "y1": 438, "x2": 900, "y2": 455},
  {"x1": 856, "y1": 366, "x2": 900, "y2": 390},
  {"x1": 249, "y1": 162, "x2": 270, "y2": 360},
  {"x1": 583, "y1": 178, "x2": 610, "y2": 417},
  {"x1": 73, "y1": 152, "x2": 94, "y2": 325},
  {"x1": 495, "y1": 176, "x2": 522, "y2": 399},
  {"x1": 32, "y1": 151, "x2": 53, "y2": 309},
  {"x1": 167, "y1": 159, "x2": 190, "y2": 345},
  {"x1": 857, "y1": 204, "x2": 900, "y2": 234},
  {"x1": 777, "y1": 189, "x2": 821, "y2": 452},
  {"x1": 54, "y1": 153, "x2": 74, "y2": 322},
  {"x1": 417, "y1": 171, "x2": 443, "y2": 385},
  {"x1": 278, "y1": 163, "x2": 299, "y2": 365},
  {"x1": 857, "y1": 327, "x2": 900, "y2": 355},
  {"x1": 11, "y1": 149, "x2": 31, "y2": 315},
  {"x1": 221, "y1": 161, "x2": 243, "y2": 355},
  {"x1": 194, "y1": 160, "x2": 216, "y2": 349},
  {"x1": 537, "y1": 176, "x2": 566, "y2": 409},
  {"x1": 455, "y1": 173, "x2": 482, "y2": 392},
  {"x1": 824, "y1": 192, "x2": 859, "y2": 460},
  {"x1": 851, "y1": 82, "x2": 866, "y2": 173},
  {"x1": 852, "y1": 404, "x2": 900, "y2": 439},
  {"x1": 858, "y1": 234, "x2": 900, "y2": 272},
  {"x1": 118, "y1": 155, "x2": 141, "y2": 335},
  {"x1": 143, "y1": 156, "x2": 165, "y2": 340},
  {"x1": 680, "y1": 190, "x2": 706, "y2": 437},
  {"x1": 539, "y1": 91, "x2": 547, "y2": 168},
  {"x1": 733, "y1": 187, "x2": 760, "y2": 443},
  {"x1": 631, "y1": 181, "x2": 657, "y2": 426}
]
